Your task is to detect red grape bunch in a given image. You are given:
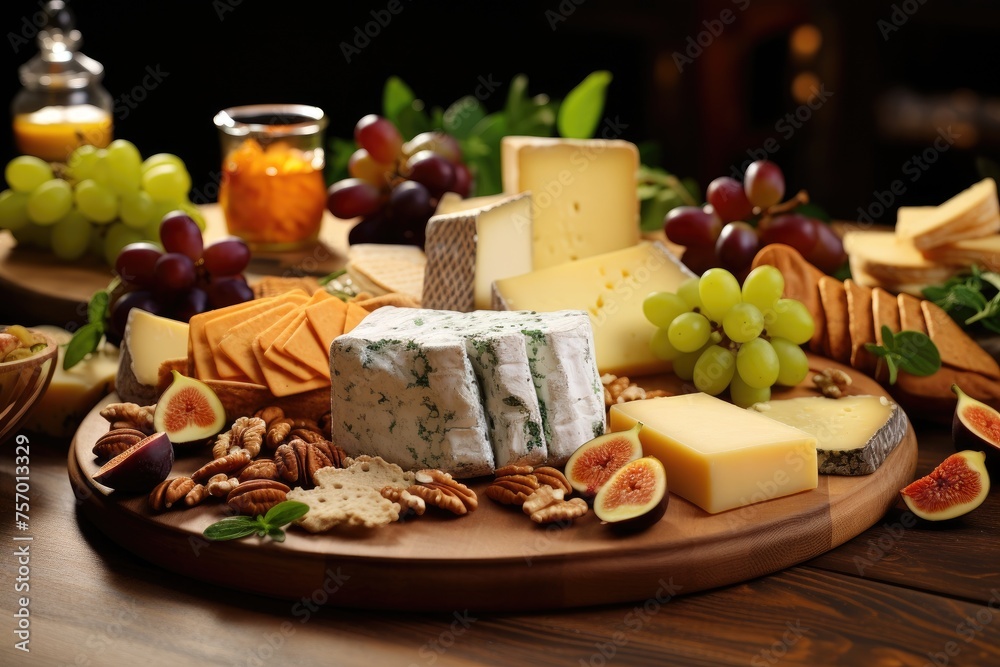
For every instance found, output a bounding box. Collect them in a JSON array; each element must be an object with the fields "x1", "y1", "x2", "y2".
[
  {"x1": 108, "y1": 211, "x2": 253, "y2": 340},
  {"x1": 664, "y1": 160, "x2": 846, "y2": 278},
  {"x1": 325, "y1": 114, "x2": 472, "y2": 249}
]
